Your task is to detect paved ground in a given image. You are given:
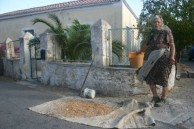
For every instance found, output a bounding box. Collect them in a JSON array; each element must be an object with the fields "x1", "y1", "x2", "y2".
[
  {"x1": 134, "y1": 78, "x2": 194, "y2": 129},
  {"x1": 0, "y1": 60, "x2": 193, "y2": 129},
  {"x1": 180, "y1": 58, "x2": 194, "y2": 71},
  {"x1": 0, "y1": 76, "x2": 190, "y2": 129},
  {"x1": 181, "y1": 59, "x2": 194, "y2": 78},
  {"x1": 0, "y1": 78, "x2": 102, "y2": 129}
]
